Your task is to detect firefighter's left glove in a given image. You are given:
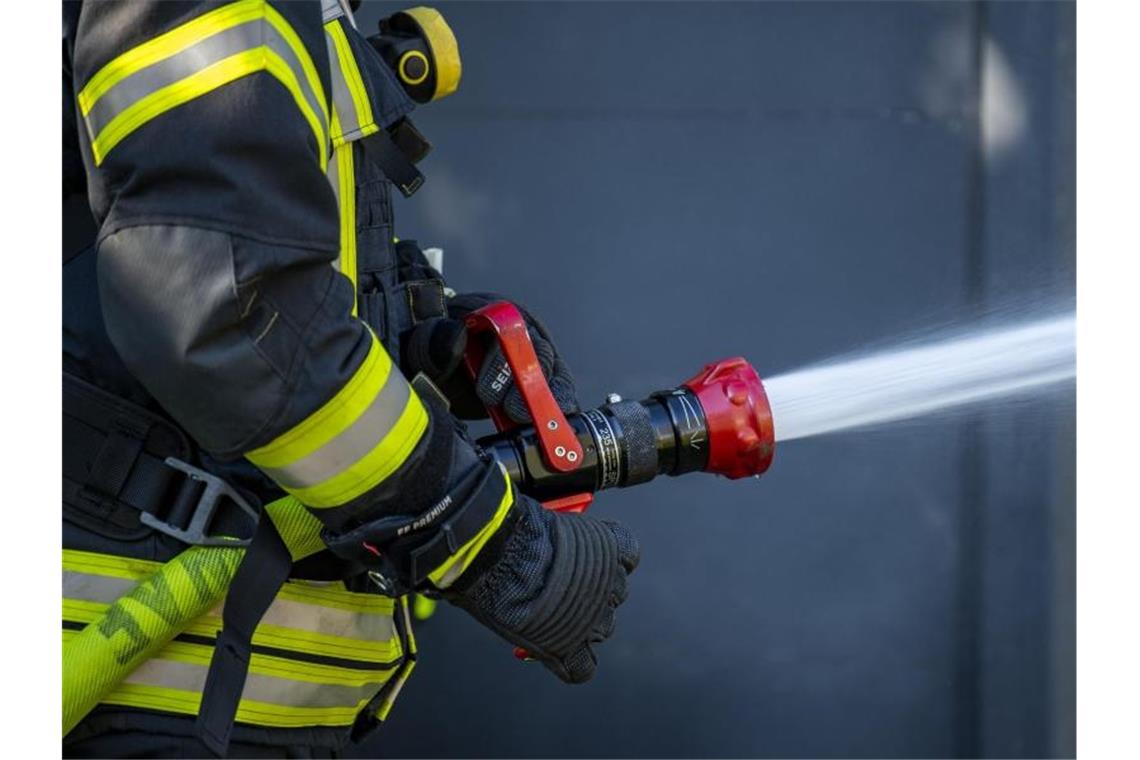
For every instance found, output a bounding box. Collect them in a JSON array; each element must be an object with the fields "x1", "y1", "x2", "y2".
[
  {"x1": 400, "y1": 293, "x2": 579, "y2": 422},
  {"x1": 444, "y1": 495, "x2": 640, "y2": 684}
]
